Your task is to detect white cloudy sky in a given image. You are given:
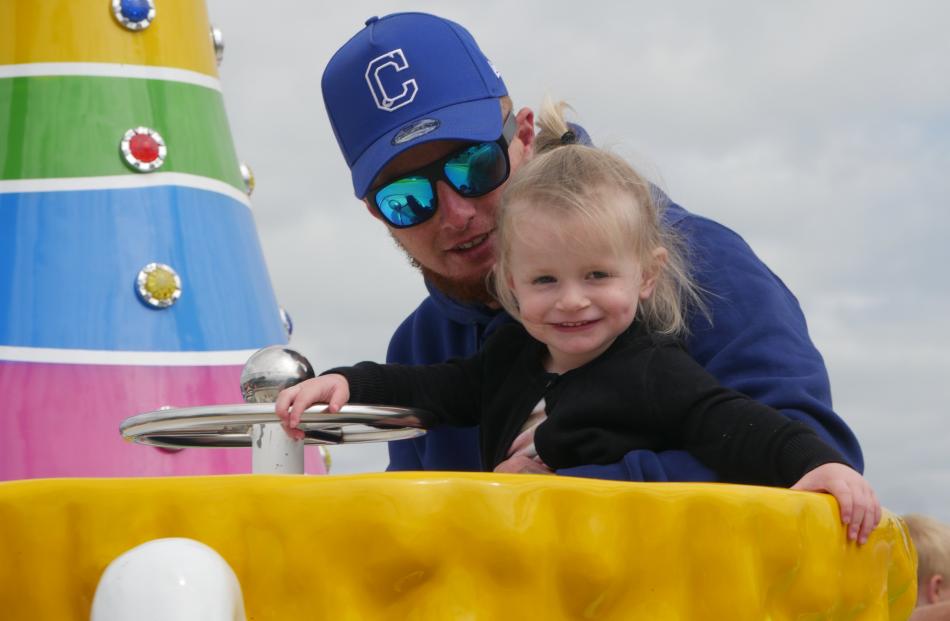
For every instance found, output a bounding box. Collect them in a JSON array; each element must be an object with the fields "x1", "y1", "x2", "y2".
[{"x1": 207, "y1": 1, "x2": 950, "y2": 521}]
